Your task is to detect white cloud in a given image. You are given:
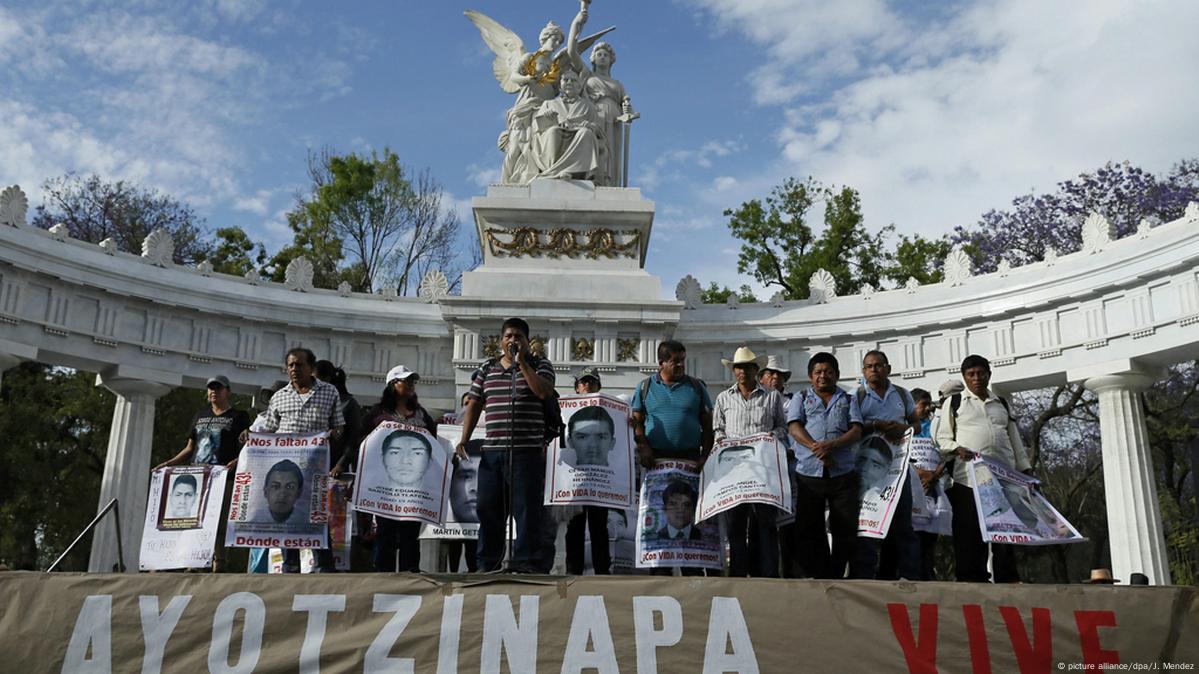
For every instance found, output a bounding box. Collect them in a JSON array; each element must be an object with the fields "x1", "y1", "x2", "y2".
[
  {"x1": 640, "y1": 140, "x2": 744, "y2": 190},
  {"x1": 689, "y1": 0, "x2": 1199, "y2": 235}
]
